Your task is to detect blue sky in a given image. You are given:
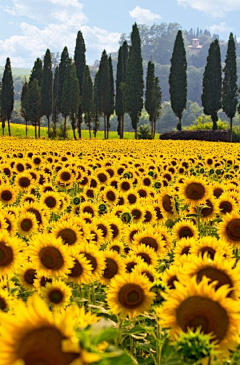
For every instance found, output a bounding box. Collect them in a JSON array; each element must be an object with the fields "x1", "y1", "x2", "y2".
[{"x1": 0, "y1": 0, "x2": 239, "y2": 68}]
